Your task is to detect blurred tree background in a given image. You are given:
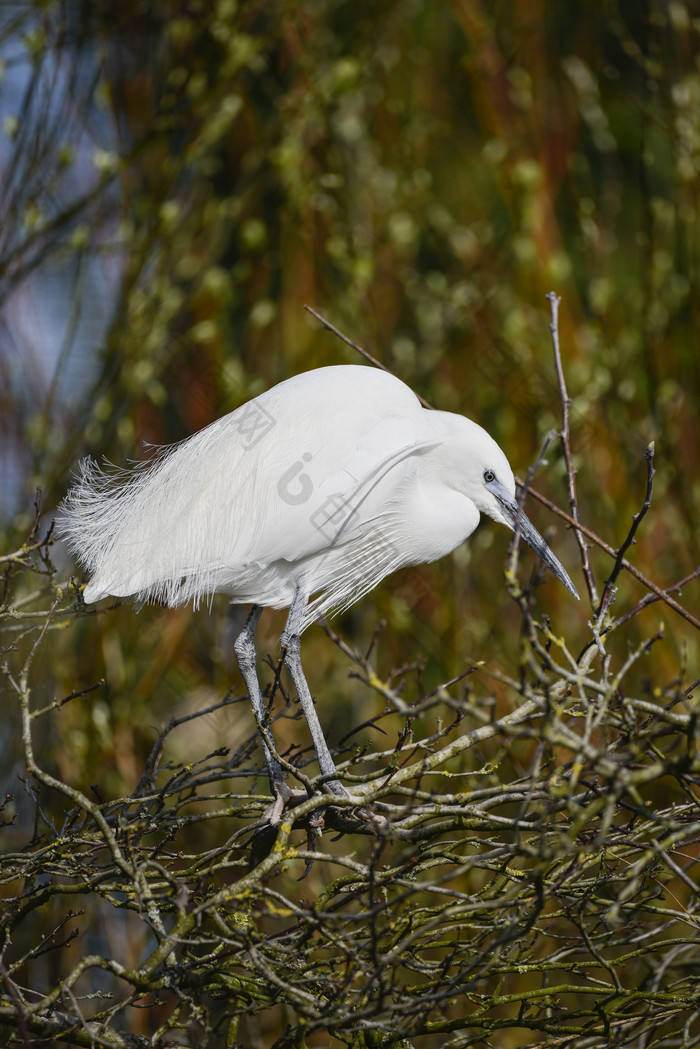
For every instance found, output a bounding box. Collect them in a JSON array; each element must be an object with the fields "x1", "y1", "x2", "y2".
[{"x1": 1, "y1": 1, "x2": 700, "y2": 1047}]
